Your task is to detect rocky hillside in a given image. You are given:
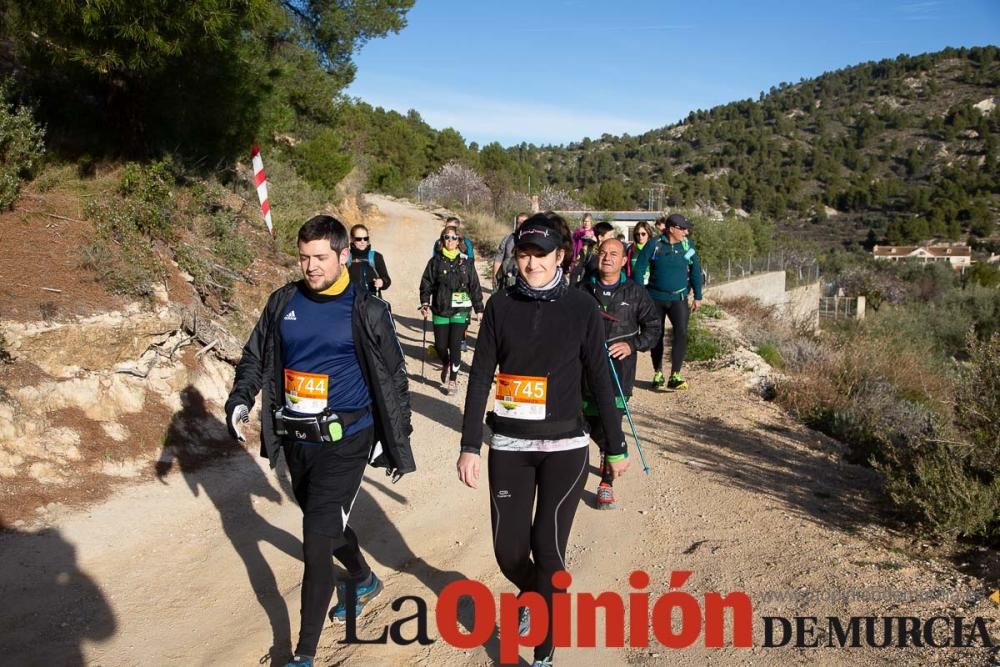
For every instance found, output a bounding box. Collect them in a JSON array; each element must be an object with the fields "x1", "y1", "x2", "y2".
[{"x1": 0, "y1": 166, "x2": 370, "y2": 526}]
